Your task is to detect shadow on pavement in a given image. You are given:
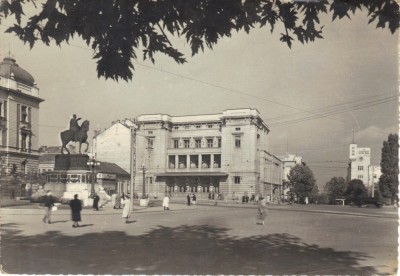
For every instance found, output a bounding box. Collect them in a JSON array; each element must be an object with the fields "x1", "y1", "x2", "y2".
[
  {"x1": 50, "y1": 220, "x2": 69, "y2": 224},
  {"x1": 77, "y1": 224, "x2": 94, "y2": 228},
  {"x1": 1, "y1": 222, "x2": 387, "y2": 275}
]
